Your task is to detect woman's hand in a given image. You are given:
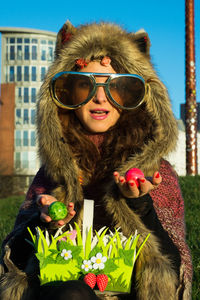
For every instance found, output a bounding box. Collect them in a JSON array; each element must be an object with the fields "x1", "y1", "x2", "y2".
[
  {"x1": 36, "y1": 194, "x2": 76, "y2": 227},
  {"x1": 113, "y1": 171, "x2": 162, "y2": 198}
]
